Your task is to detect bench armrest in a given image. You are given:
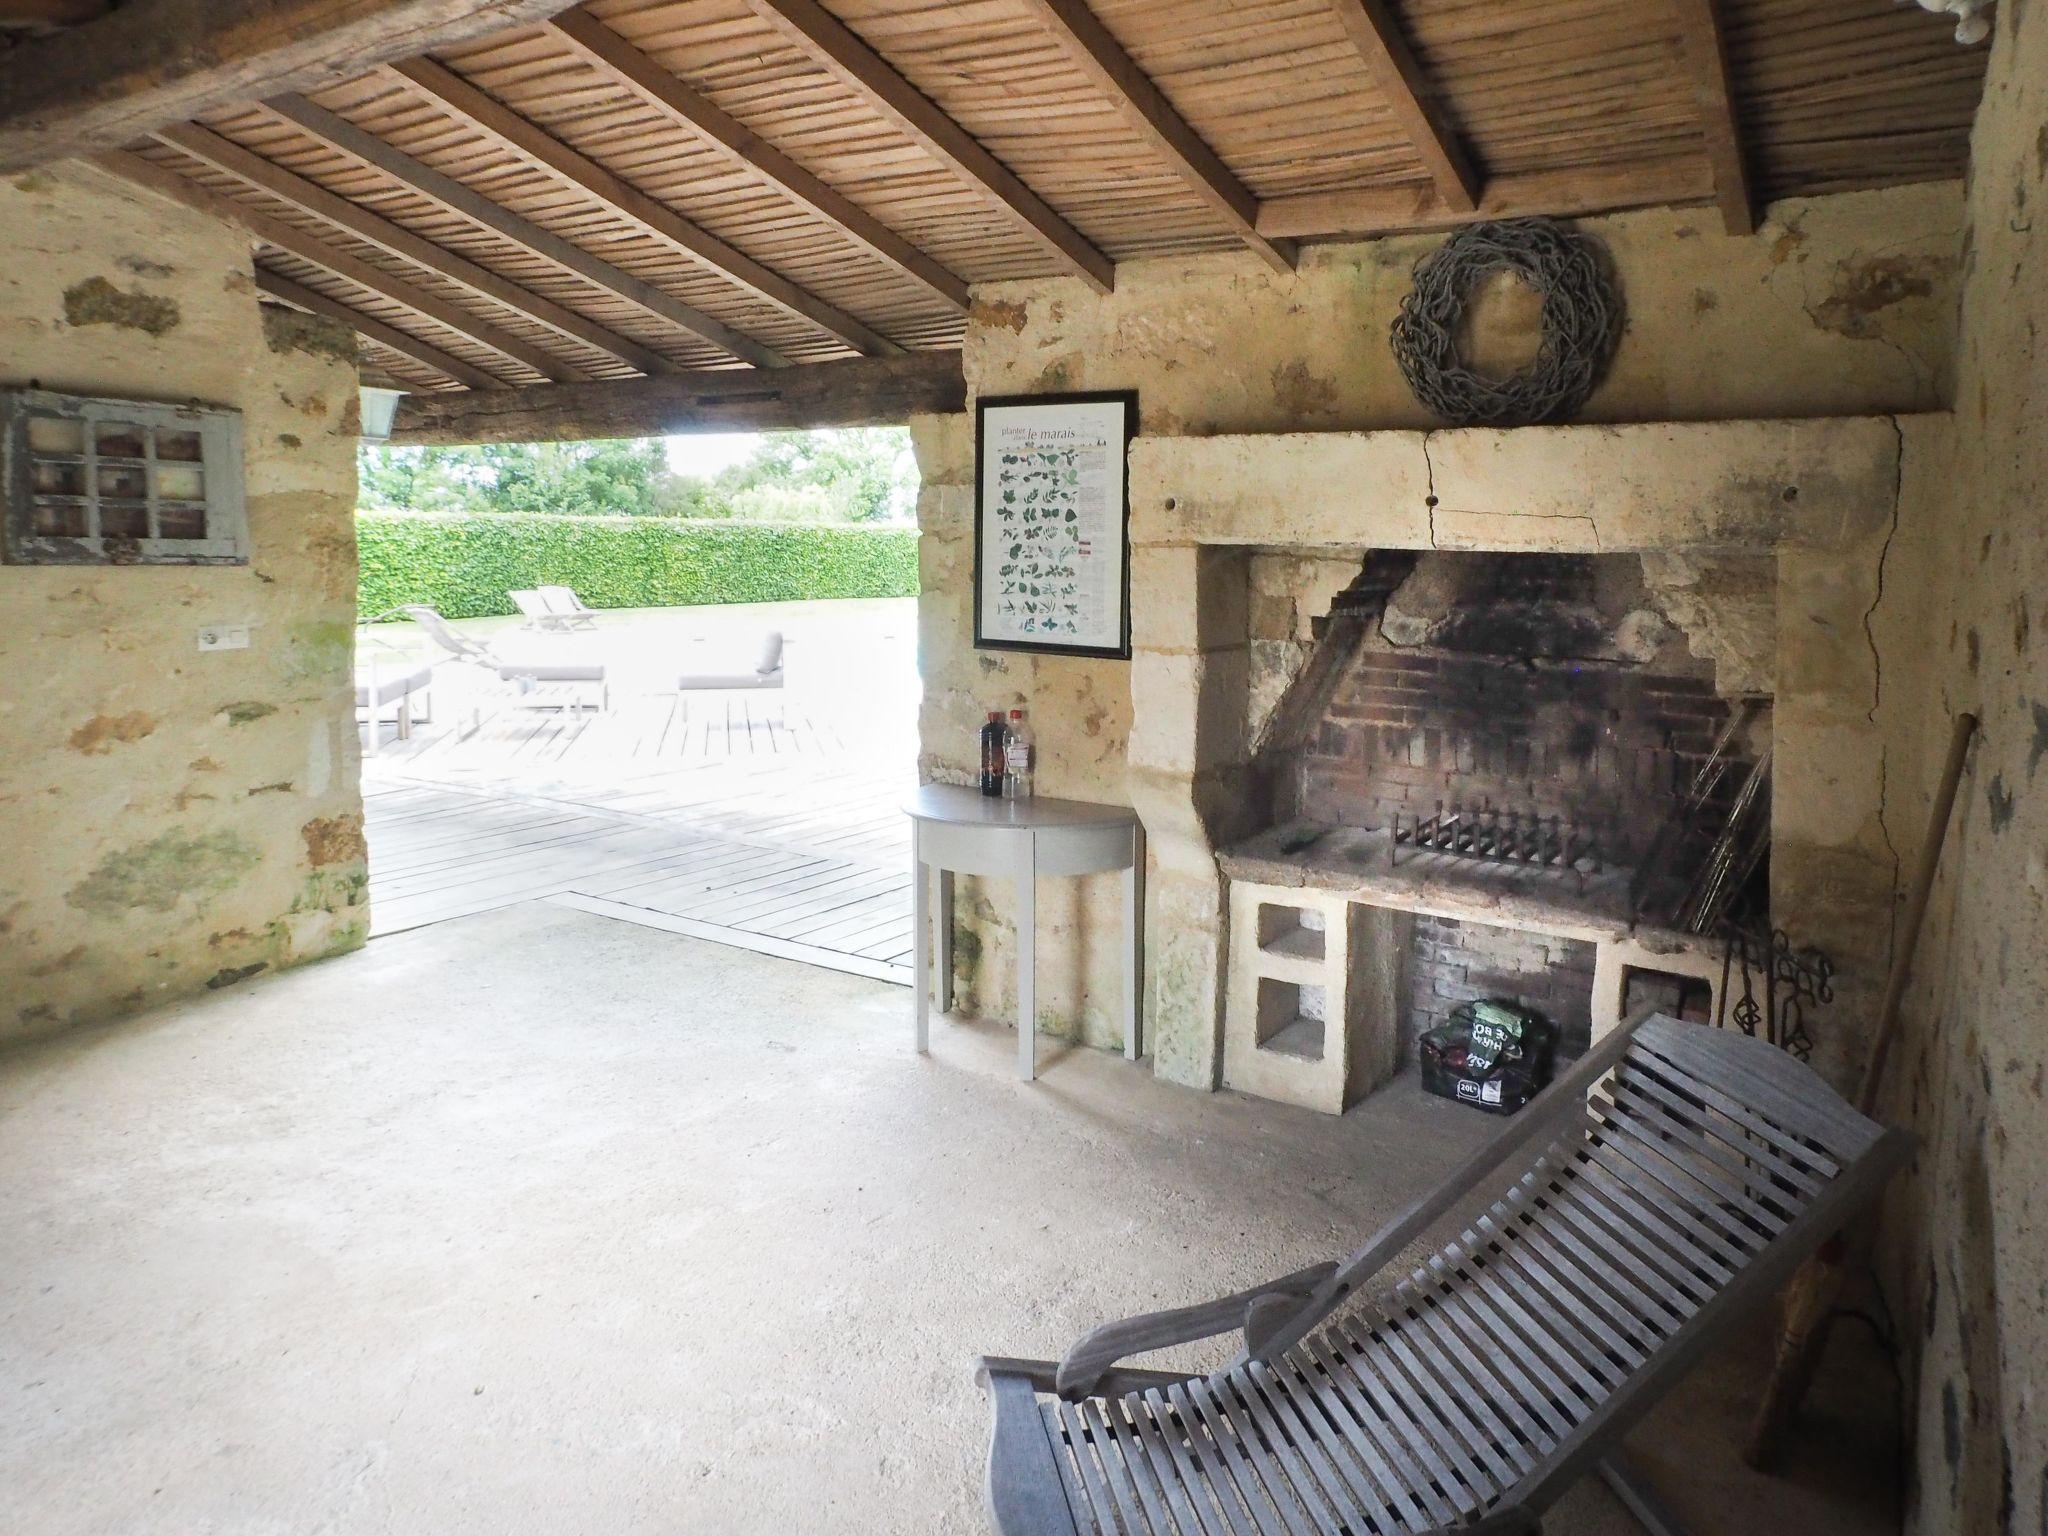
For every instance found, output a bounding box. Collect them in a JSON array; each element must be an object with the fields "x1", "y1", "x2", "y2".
[{"x1": 1053, "y1": 1261, "x2": 1337, "y2": 1401}]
